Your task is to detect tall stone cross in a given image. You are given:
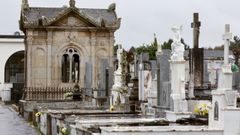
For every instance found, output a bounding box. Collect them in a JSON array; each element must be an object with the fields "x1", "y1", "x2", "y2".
[
  {"x1": 191, "y1": 13, "x2": 201, "y2": 48},
  {"x1": 223, "y1": 24, "x2": 232, "y2": 65}
]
